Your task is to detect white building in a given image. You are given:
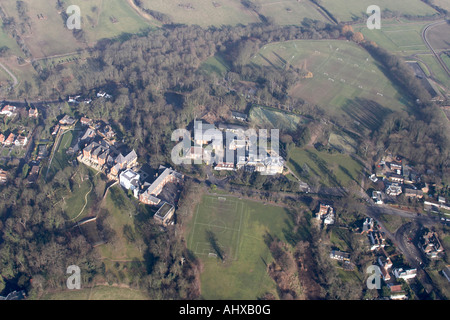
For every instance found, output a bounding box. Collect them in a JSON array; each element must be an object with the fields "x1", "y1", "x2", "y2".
[
  {"x1": 393, "y1": 268, "x2": 417, "y2": 281},
  {"x1": 119, "y1": 169, "x2": 140, "y2": 193}
]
